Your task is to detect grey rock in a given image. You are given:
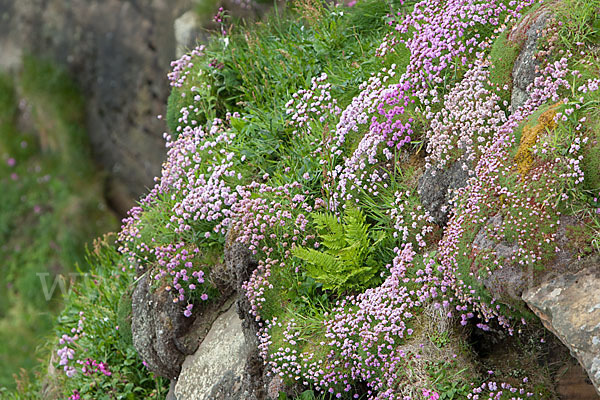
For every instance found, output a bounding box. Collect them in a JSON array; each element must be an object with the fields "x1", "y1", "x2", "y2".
[
  {"x1": 418, "y1": 160, "x2": 470, "y2": 226},
  {"x1": 222, "y1": 229, "x2": 300, "y2": 399},
  {"x1": 224, "y1": 231, "x2": 269, "y2": 398},
  {"x1": 523, "y1": 266, "x2": 600, "y2": 395},
  {"x1": 510, "y1": 9, "x2": 551, "y2": 111},
  {"x1": 472, "y1": 215, "x2": 595, "y2": 305},
  {"x1": 131, "y1": 274, "x2": 195, "y2": 379},
  {"x1": 131, "y1": 270, "x2": 236, "y2": 379},
  {"x1": 174, "y1": 304, "x2": 250, "y2": 400}
]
